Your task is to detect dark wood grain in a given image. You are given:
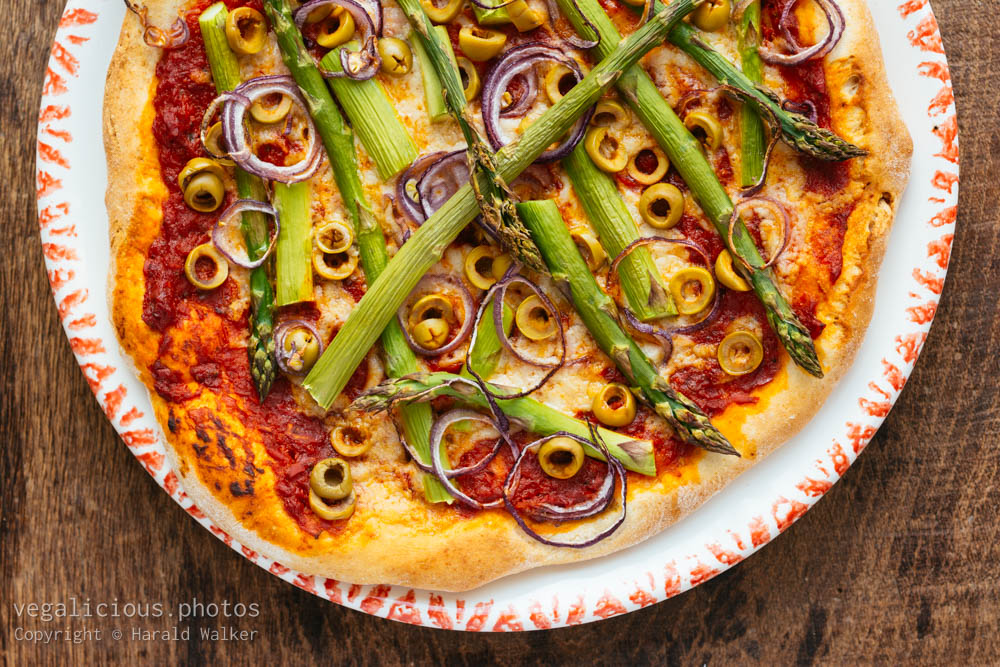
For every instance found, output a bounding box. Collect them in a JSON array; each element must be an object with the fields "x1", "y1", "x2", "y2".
[{"x1": 2, "y1": 1, "x2": 996, "y2": 663}]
